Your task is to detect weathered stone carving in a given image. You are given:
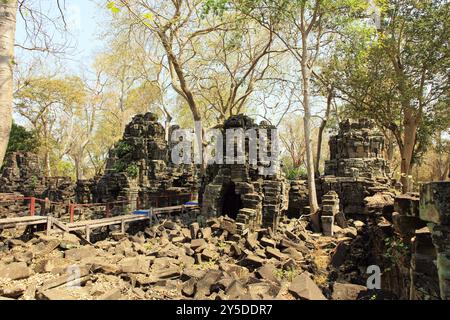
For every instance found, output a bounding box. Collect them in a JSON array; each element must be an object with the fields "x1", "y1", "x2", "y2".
[
  {"x1": 420, "y1": 181, "x2": 450, "y2": 300},
  {"x1": 201, "y1": 114, "x2": 289, "y2": 232},
  {"x1": 318, "y1": 119, "x2": 394, "y2": 216},
  {"x1": 0, "y1": 152, "x2": 75, "y2": 201},
  {"x1": 96, "y1": 112, "x2": 197, "y2": 211},
  {"x1": 321, "y1": 191, "x2": 340, "y2": 236}
]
